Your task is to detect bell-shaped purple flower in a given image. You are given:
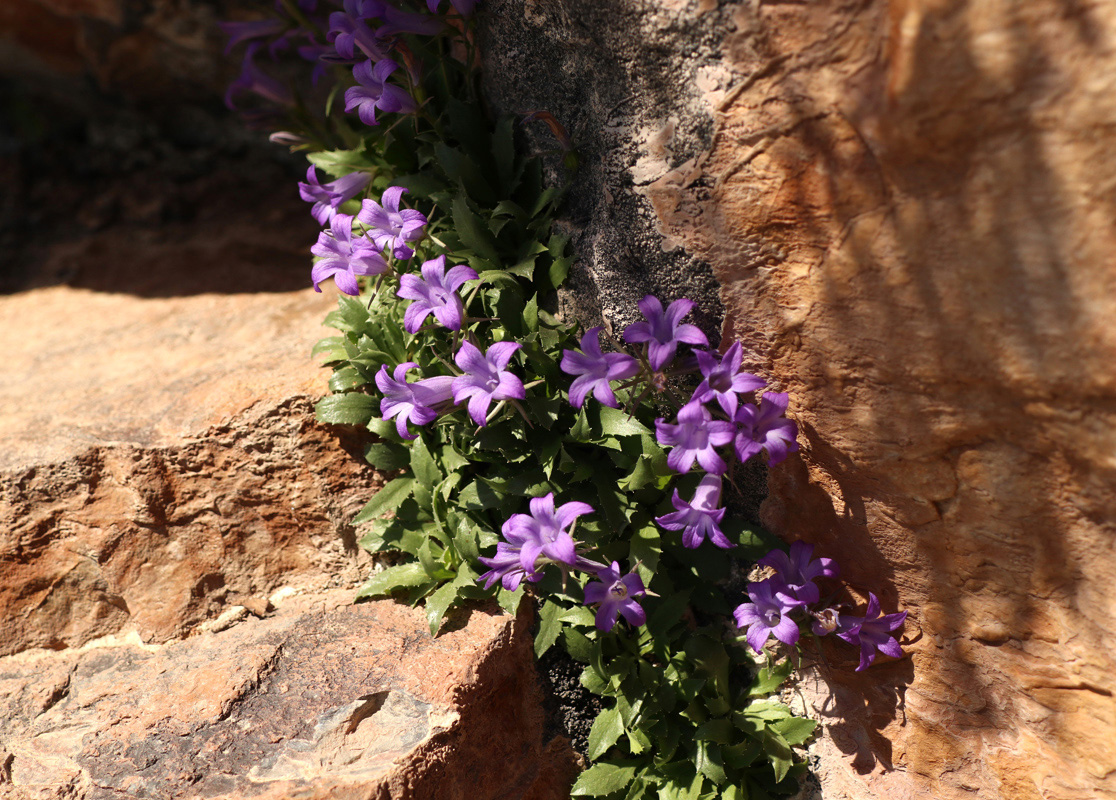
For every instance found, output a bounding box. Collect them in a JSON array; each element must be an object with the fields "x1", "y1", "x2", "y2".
[
  {"x1": 219, "y1": 18, "x2": 286, "y2": 54},
  {"x1": 477, "y1": 541, "x2": 542, "y2": 591},
  {"x1": 734, "y1": 580, "x2": 800, "y2": 653},
  {"x1": 759, "y1": 541, "x2": 838, "y2": 608},
  {"x1": 559, "y1": 327, "x2": 640, "y2": 409},
  {"x1": 655, "y1": 401, "x2": 736, "y2": 475},
  {"x1": 344, "y1": 58, "x2": 416, "y2": 126},
  {"x1": 623, "y1": 295, "x2": 708, "y2": 371},
  {"x1": 427, "y1": 0, "x2": 478, "y2": 15},
  {"x1": 397, "y1": 256, "x2": 477, "y2": 332},
  {"x1": 357, "y1": 186, "x2": 427, "y2": 259},
  {"x1": 501, "y1": 493, "x2": 594, "y2": 575},
  {"x1": 811, "y1": 607, "x2": 841, "y2": 636},
  {"x1": 734, "y1": 392, "x2": 799, "y2": 465},
  {"x1": 310, "y1": 213, "x2": 388, "y2": 295},
  {"x1": 224, "y1": 42, "x2": 294, "y2": 110},
  {"x1": 584, "y1": 562, "x2": 647, "y2": 632},
  {"x1": 655, "y1": 474, "x2": 731, "y2": 549},
  {"x1": 836, "y1": 594, "x2": 907, "y2": 671},
  {"x1": 328, "y1": 0, "x2": 390, "y2": 61},
  {"x1": 375, "y1": 362, "x2": 454, "y2": 440},
  {"x1": 299, "y1": 167, "x2": 372, "y2": 226},
  {"x1": 451, "y1": 341, "x2": 525, "y2": 427},
  {"x1": 691, "y1": 342, "x2": 765, "y2": 417}
]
